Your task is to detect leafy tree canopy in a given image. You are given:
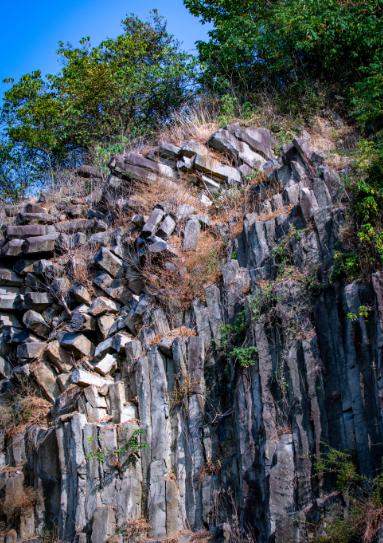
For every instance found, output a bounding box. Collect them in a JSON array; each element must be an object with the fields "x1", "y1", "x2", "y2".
[
  {"x1": 184, "y1": 0, "x2": 383, "y2": 126},
  {"x1": 0, "y1": 11, "x2": 194, "y2": 199}
]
